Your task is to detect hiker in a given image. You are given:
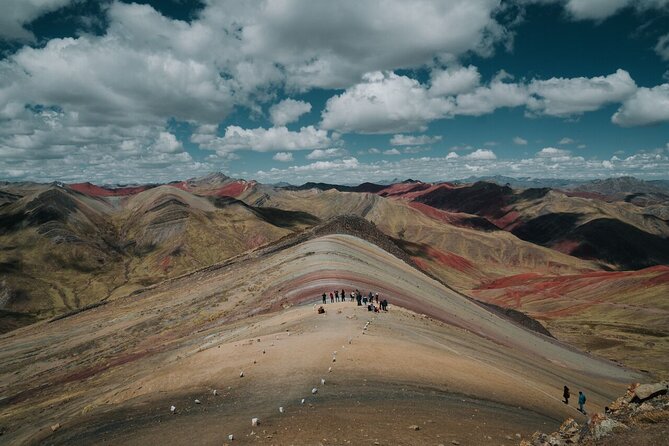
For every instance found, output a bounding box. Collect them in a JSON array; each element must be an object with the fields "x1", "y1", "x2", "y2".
[
  {"x1": 356, "y1": 294, "x2": 362, "y2": 306},
  {"x1": 381, "y1": 299, "x2": 388, "y2": 311},
  {"x1": 578, "y1": 391, "x2": 586, "y2": 414},
  {"x1": 349, "y1": 291, "x2": 354, "y2": 302},
  {"x1": 330, "y1": 292, "x2": 334, "y2": 303},
  {"x1": 375, "y1": 293, "x2": 379, "y2": 304},
  {"x1": 368, "y1": 291, "x2": 373, "y2": 302},
  {"x1": 335, "y1": 290, "x2": 339, "y2": 302},
  {"x1": 342, "y1": 289, "x2": 346, "y2": 302},
  {"x1": 322, "y1": 293, "x2": 327, "y2": 304},
  {"x1": 563, "y1": 386, "x2": 570, "y2": 404}
]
